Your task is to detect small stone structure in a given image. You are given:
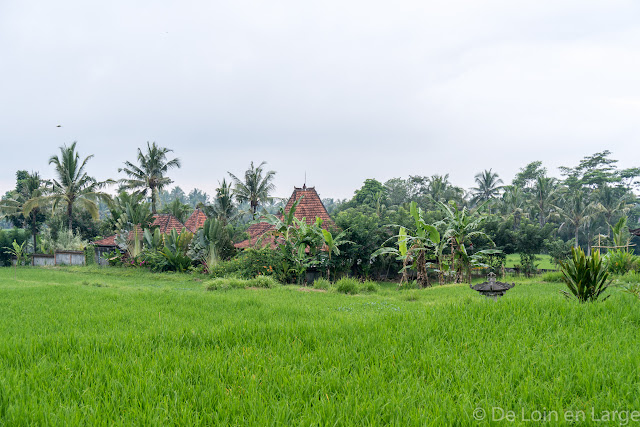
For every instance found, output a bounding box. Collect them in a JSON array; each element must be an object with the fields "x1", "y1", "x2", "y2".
[{"x1": 470, "y1": 272, "x2": 515, "y2": 300}]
